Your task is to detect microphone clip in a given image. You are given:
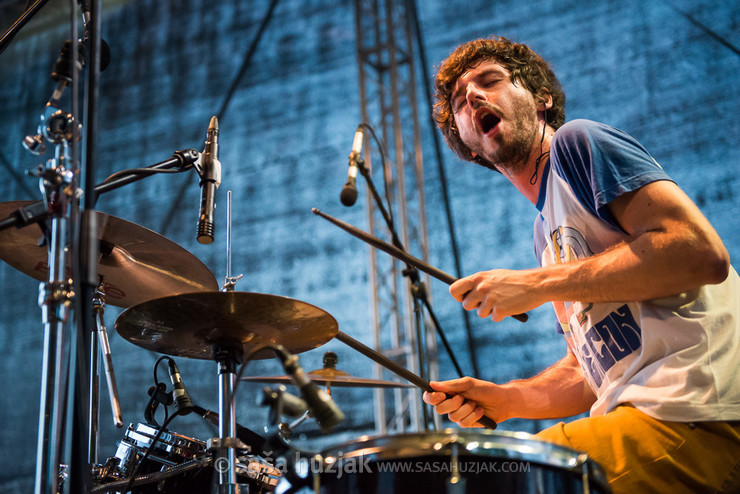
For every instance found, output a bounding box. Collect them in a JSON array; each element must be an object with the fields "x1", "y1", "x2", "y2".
[
  {"x1": 260, "y1": 385, "x2": 309, "y2": 426},
  {"x1": 144, "y1": 382, "x2": 173, "y2": 428}
]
